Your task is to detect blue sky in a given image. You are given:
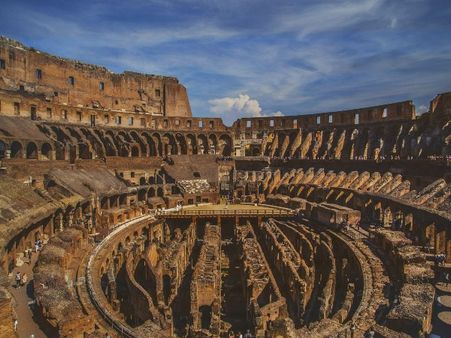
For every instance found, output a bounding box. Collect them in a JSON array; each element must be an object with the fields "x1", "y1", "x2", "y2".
[{"x1": 1, "y1": 0, "x2": 451, "y2": 125}]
